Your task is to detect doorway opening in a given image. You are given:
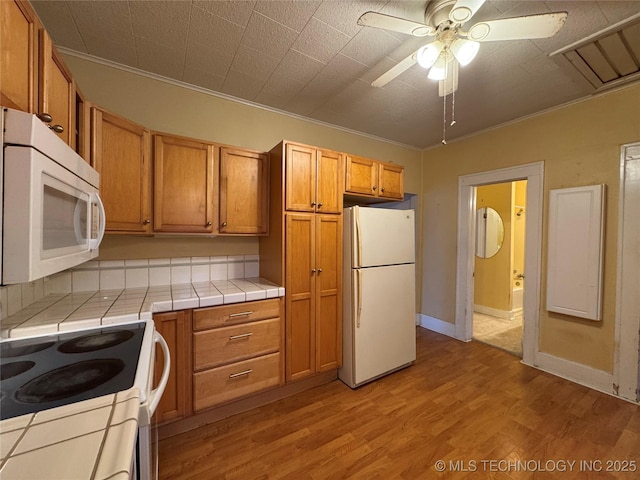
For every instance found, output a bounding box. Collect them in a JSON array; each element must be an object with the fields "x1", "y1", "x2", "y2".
[
  {"x1": 455, "y1": 162, "x2": 543, "y2": 367},
  {"x1": 472, "y1": 181, "x2": 526, "y2": 357}
]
